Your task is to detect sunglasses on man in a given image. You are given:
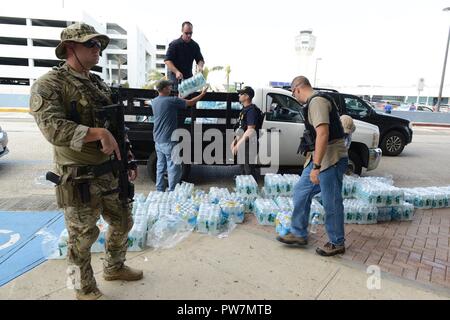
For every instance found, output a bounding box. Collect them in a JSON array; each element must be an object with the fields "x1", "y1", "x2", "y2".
[
  {"x1": 82, "y1": 39, "x2": 102, "y2": 49},
  {"x1": 184, "y1": 32, "x2": 193, "y2": 35}
]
